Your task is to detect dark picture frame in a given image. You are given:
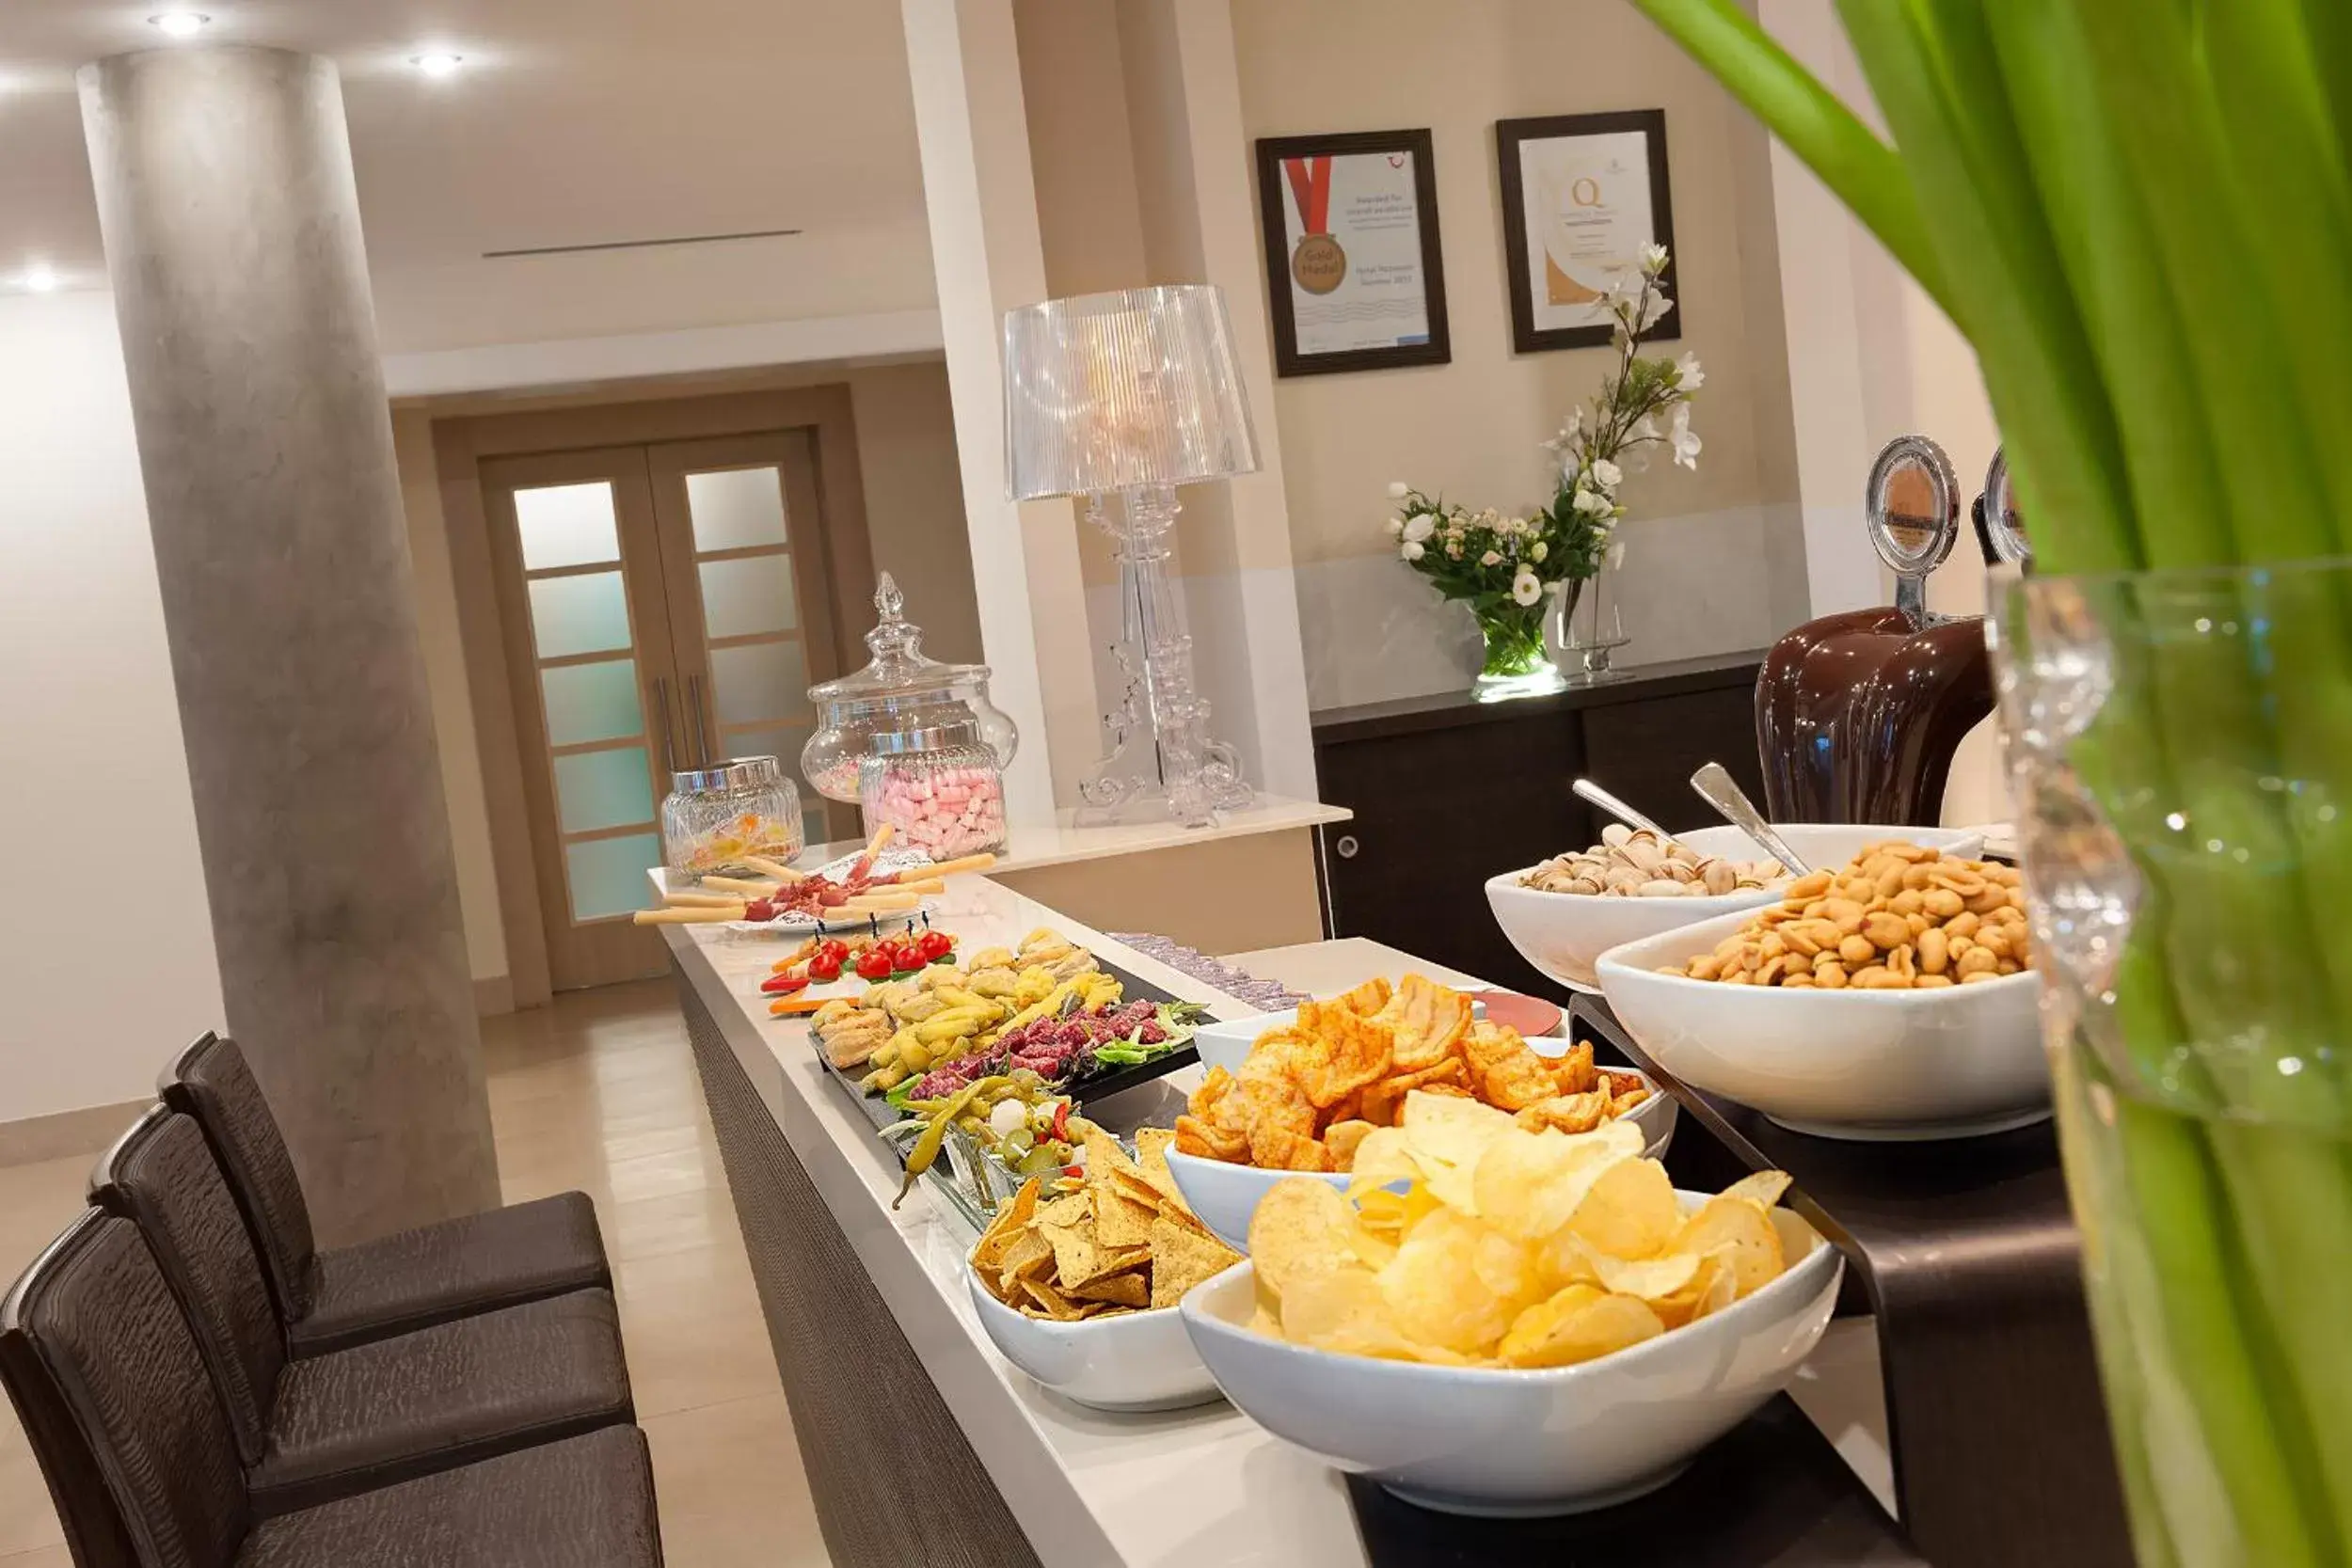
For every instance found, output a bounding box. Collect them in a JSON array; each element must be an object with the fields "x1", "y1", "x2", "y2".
[
  {"x1": 1495, "y1": 109, "x2": 1679, "y2": 354},
  {"x1": 1254, "y1": 128, "x2": 1451, "y2": 377}
]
